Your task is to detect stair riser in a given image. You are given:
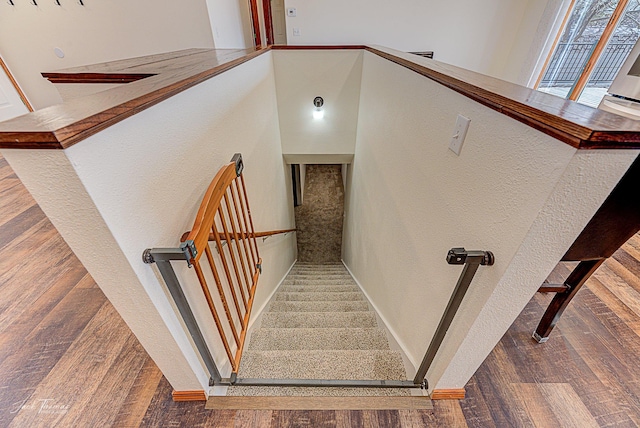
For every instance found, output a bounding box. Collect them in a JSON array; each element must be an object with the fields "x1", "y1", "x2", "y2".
[{"x1": 226, "y1": 386, "x2": 411, "y2": 397}]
